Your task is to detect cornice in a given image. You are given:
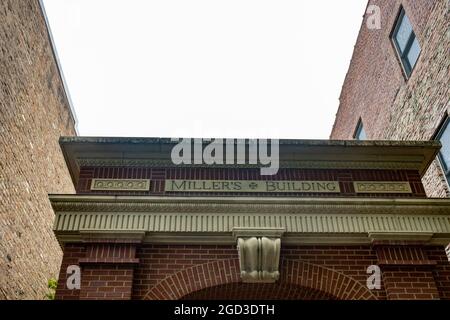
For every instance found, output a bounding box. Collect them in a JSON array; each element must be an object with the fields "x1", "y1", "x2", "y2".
[
  {"x1": 50, "y1": 195, "x2": 450, "y2": 245},
  {"x1": 49, "y1": 195, "x2": 450, "y2": 215},
  {"x1": 76, "y1": 158, "x2": 421, "y2": 171},
  {"x1": 59, "y1": 137, "x2": 441, "y2": 186}
]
